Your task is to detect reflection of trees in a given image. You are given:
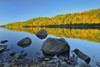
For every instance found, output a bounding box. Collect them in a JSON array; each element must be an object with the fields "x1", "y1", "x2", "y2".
[
  {"x1": 4, "y1": 9, "x2": 100, "y2": 43},
  {"x1": 5, "y1": 27, "x2": 100, "y2": 43}
]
